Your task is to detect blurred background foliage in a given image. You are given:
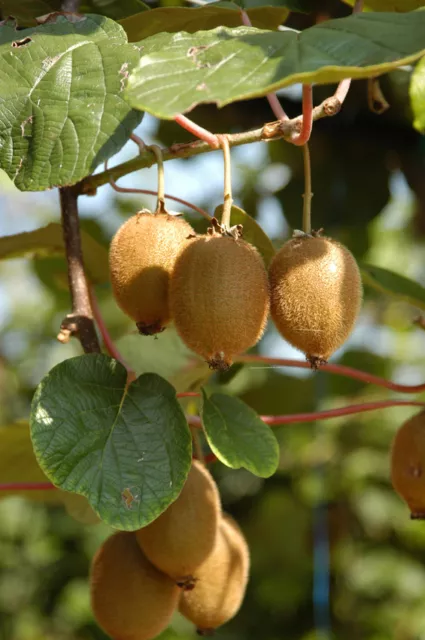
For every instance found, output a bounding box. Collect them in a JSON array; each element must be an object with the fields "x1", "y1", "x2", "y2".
[{"x1": 2, "y1": 0, "x2": 425, "y2": 638}]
